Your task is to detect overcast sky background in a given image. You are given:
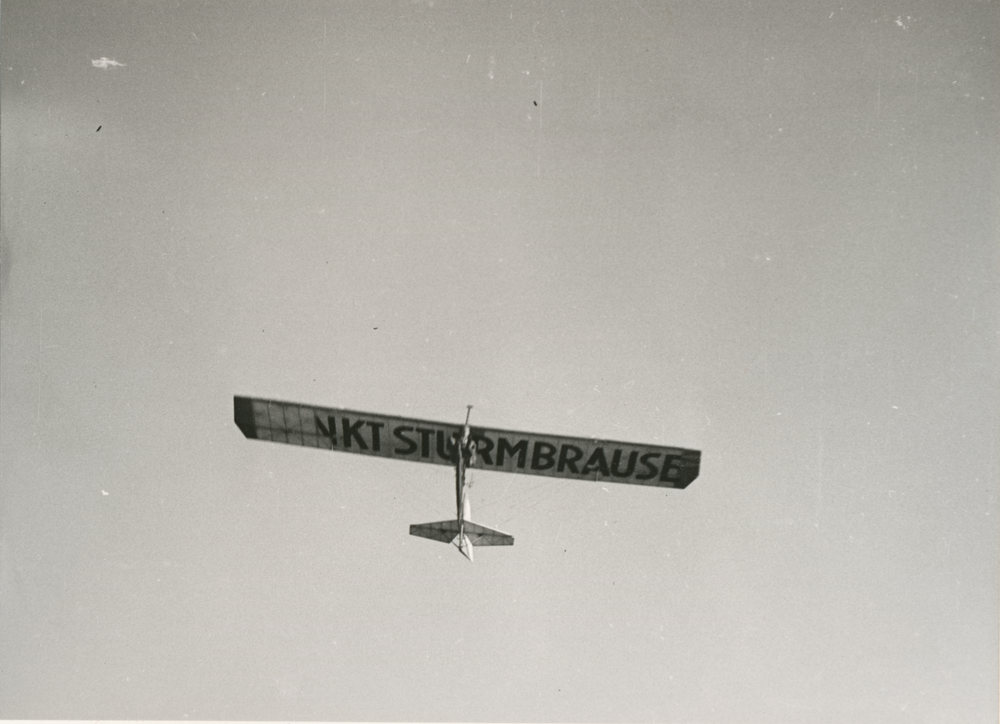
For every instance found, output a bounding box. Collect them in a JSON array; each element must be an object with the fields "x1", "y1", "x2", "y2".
[{"x1": 1, "y1": 1, "x2": 997, "y2": 722}]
